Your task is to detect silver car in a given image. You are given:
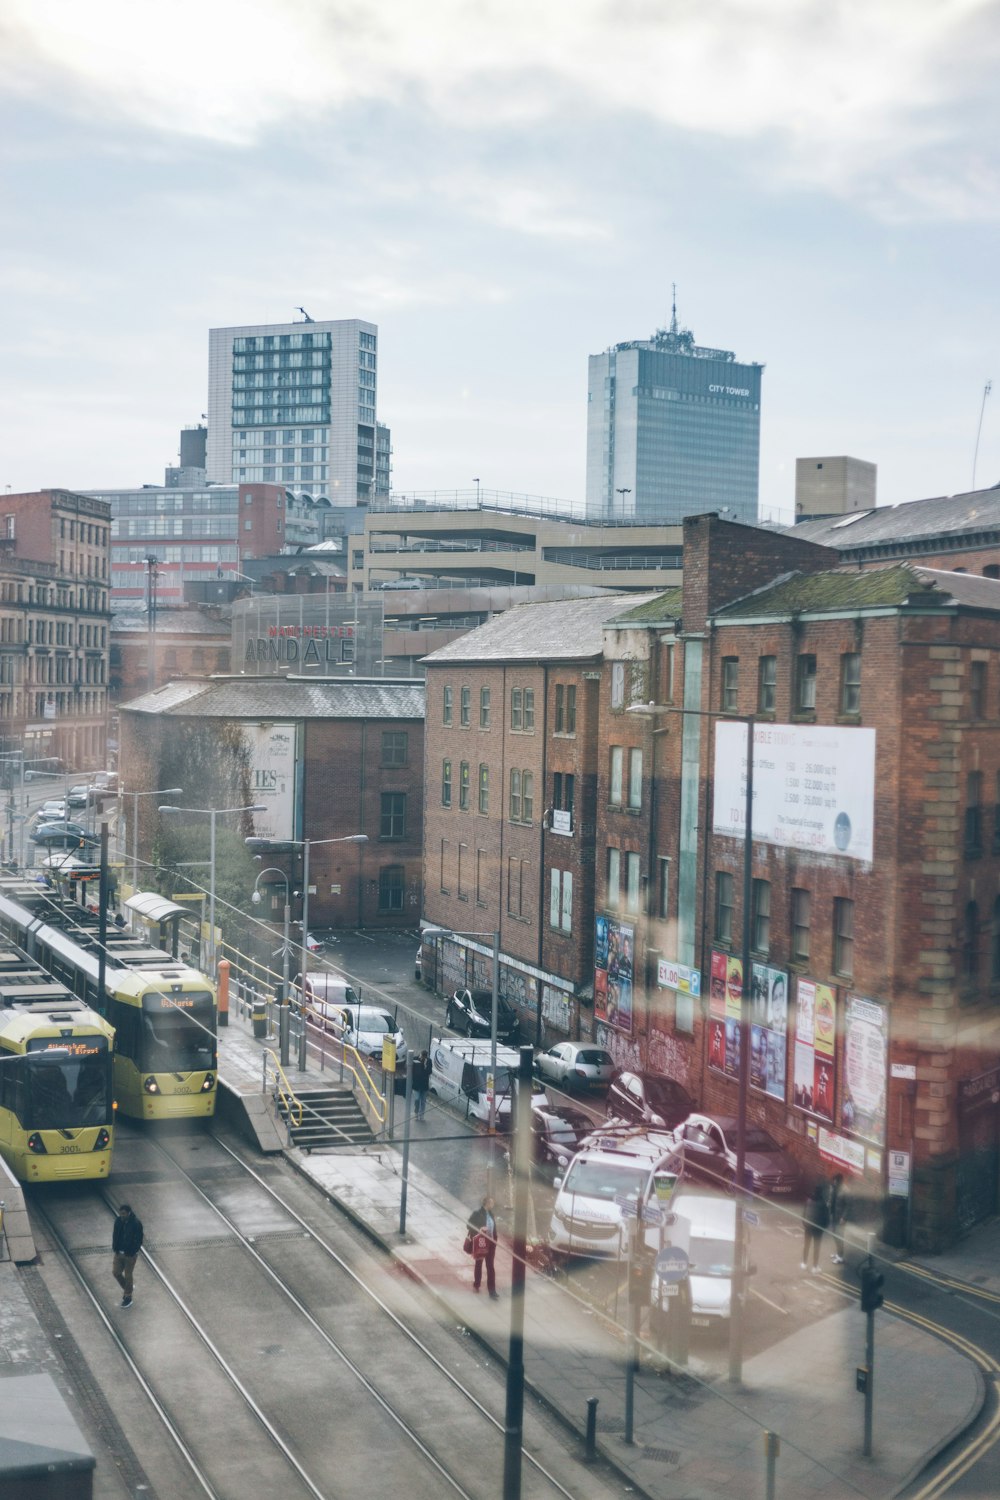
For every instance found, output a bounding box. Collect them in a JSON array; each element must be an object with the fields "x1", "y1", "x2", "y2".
[{"x1": 535, "y1": 1042, "x2": 615, "y2": 1093}]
